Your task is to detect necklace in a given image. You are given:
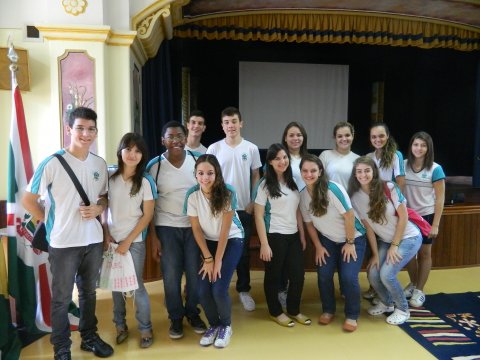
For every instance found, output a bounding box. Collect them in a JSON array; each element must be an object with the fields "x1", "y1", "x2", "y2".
[{"x1": 201, "y1": 188, "x2": 212, "y2": 196}]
